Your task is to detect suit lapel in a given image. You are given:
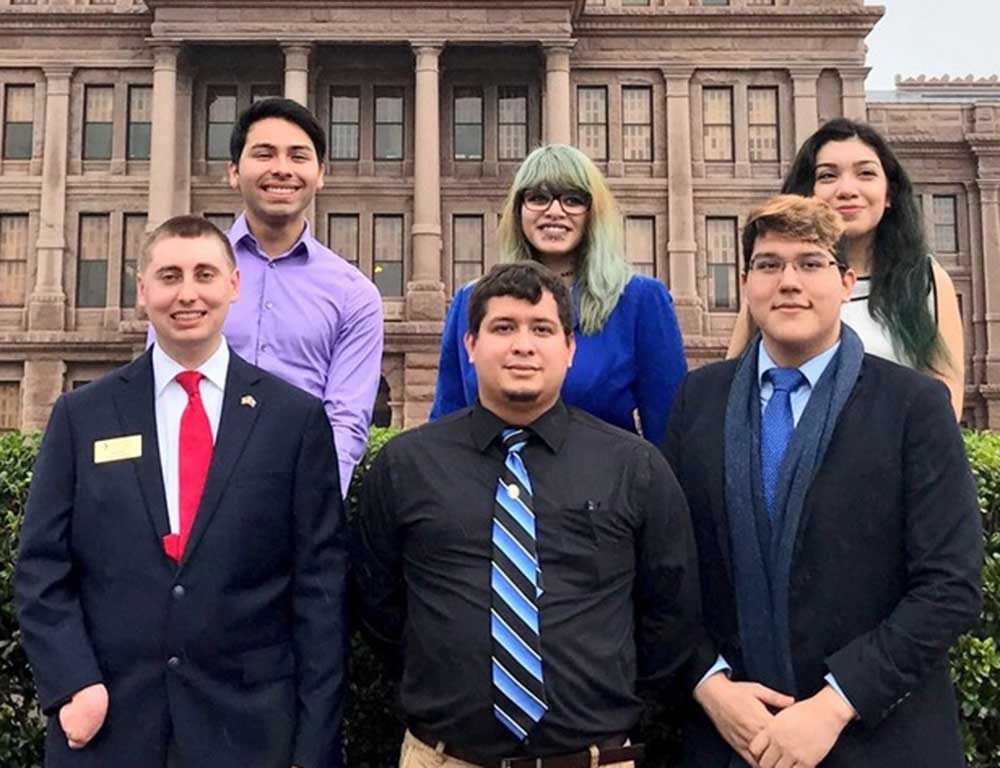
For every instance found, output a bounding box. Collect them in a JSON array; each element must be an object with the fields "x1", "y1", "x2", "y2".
[
  {"x1": 179, "y1": 353, "x2": 262, "y2": 569},
  {"x1": 112, "y1": 351, "x2": 171, "y2": 546}
]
